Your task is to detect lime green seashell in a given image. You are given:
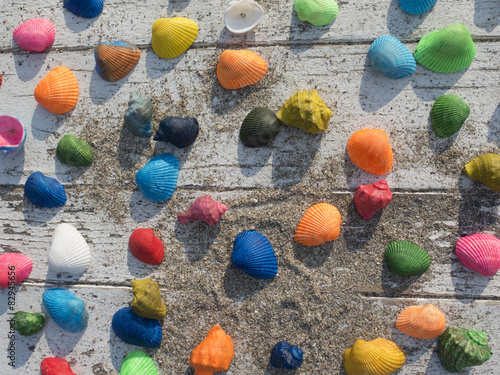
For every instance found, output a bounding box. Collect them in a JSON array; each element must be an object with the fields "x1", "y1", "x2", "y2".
[
  {"x1": 464, "y1": 154, "x2": 500, "y2": 191},
  {"x1": 56, "y1": 134, "x2": 94, "y2": 167},
  {"x1": 385, "y1": 240, "x2": 431, "y2": 276},
  {"x1": 294, "y1": 0, "x2": 339, "y2": 26},
  {"x1": 14, "y1": 311, "x2": 46, "y2": 336},
  {"x1": 130, "y1": 278, "x2": 166, "y2": 320},
  {"x1": 120, "y1": 350, "x2": 159, "y2": 375},
  {"x1": 431, "y1": 95, "x2": 470, "y2": 138}
]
